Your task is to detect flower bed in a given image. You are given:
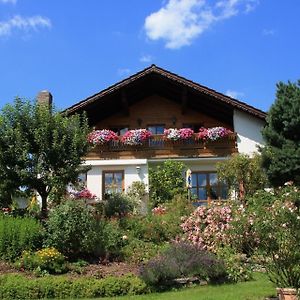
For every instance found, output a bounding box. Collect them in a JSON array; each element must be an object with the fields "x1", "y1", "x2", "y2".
[
  {"x1": 87, "y1": 130, "x2": 118, "y2": 145},
  {"x1": 121, "y1": 129, "x2": 152, "y2": 146}
]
